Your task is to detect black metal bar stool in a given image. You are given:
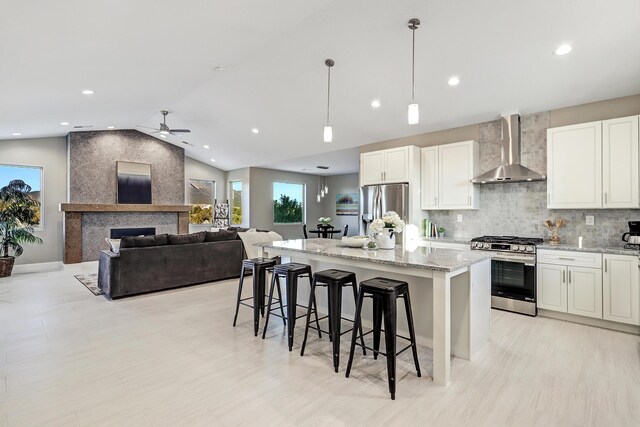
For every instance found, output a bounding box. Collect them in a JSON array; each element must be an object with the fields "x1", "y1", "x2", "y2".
[
  {"x1": 345, "y1": 277, "x2": 421, "y2": 400},
  {"x1": 262, "y1": 262, "x2": 322, "y2": 351},
  {"x1": 300, "y1": 269, "x2": 367, "y2": 372},
  {"x1": 232, "y1": 257, "x2": 284, "y2": 336}
]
